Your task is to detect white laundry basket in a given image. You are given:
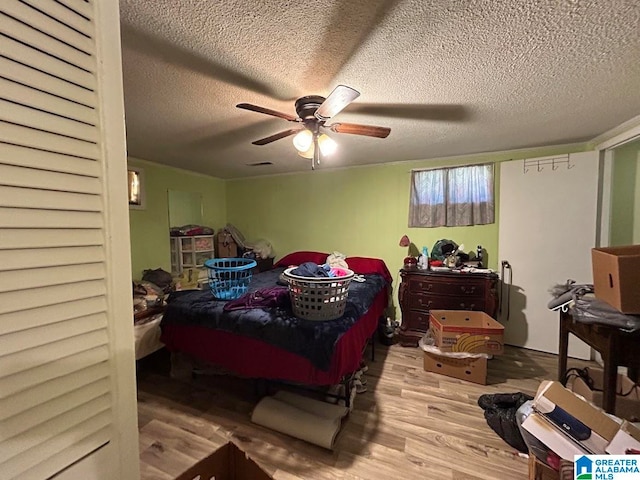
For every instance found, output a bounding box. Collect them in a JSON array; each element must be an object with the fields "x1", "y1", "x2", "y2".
[{"x1": 283, "y1": 267, "x2": 354, "y2": 321}]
